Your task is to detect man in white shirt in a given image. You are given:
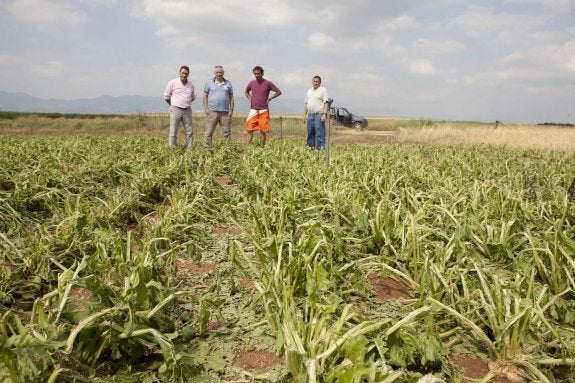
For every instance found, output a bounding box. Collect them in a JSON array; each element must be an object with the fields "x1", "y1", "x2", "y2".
[{"x1": 303, "y1": 76, "x2": 329, "y2": 150}]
